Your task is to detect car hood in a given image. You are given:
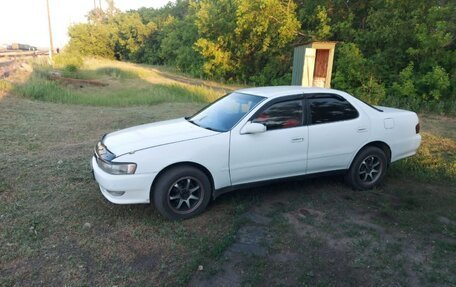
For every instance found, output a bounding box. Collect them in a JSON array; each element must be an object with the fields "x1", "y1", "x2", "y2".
[{"x1": 103, "y1": 118, "x2": 219, "y2": 156}]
